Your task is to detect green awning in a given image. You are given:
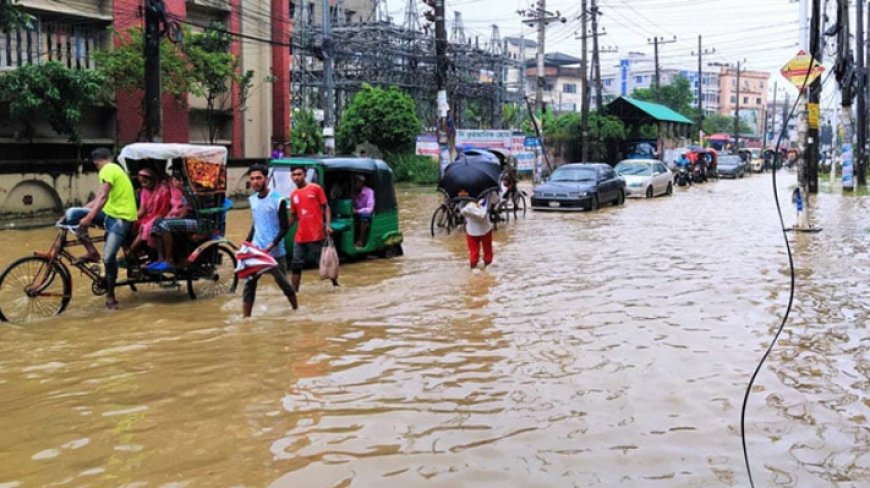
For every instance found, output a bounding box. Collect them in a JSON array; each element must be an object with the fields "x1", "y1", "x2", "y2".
[{"x1": 606, "y1": 96, "x2": 694, "y2": 125}]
